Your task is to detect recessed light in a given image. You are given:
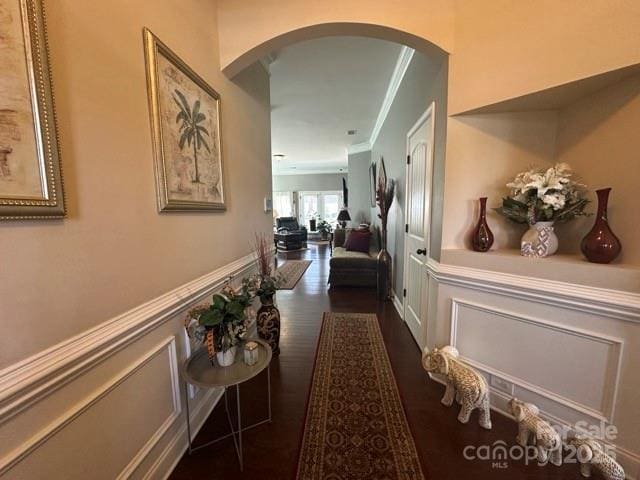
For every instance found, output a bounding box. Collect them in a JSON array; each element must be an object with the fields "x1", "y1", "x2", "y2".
[
  {"x1": 347, "y1": 130, "x2": 357, "y2": 136},
  {"x1": 273, "y1": 154, "x2": 286, "y2": 160}
]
